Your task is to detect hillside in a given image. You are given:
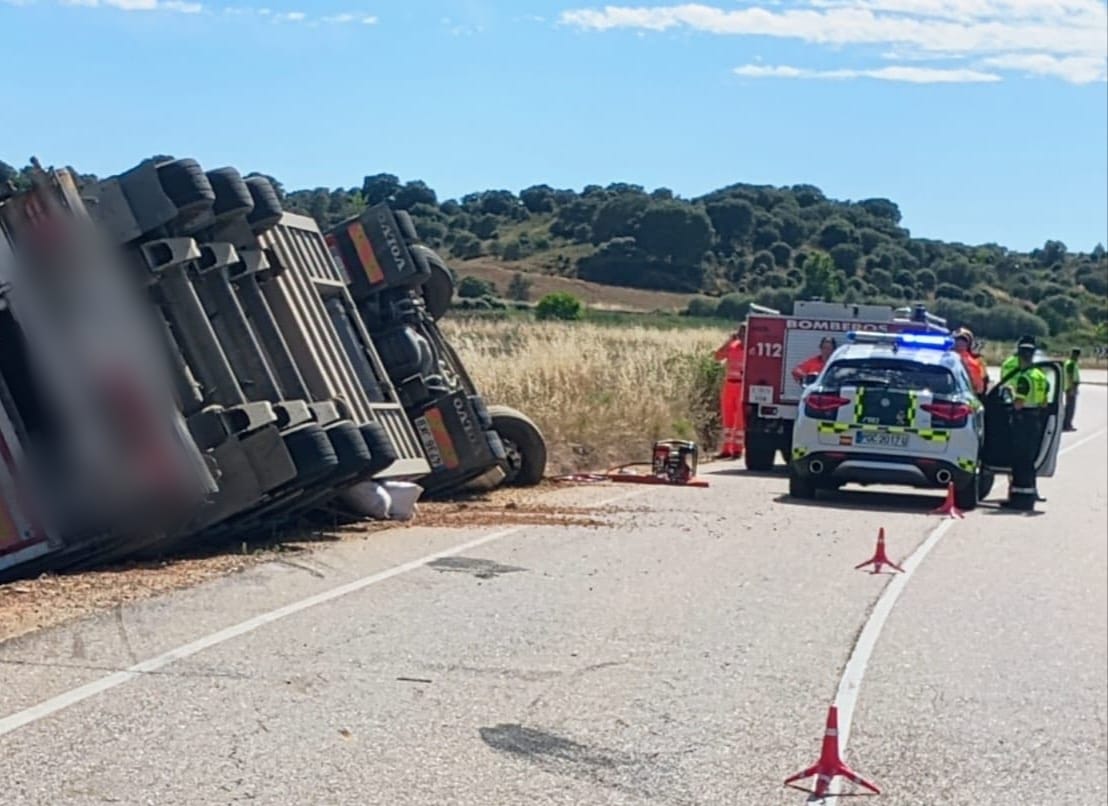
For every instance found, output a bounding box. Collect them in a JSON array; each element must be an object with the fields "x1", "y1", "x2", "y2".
[
  {"x1": 271, "y1": 173, "x2": 1107, "y2": 344},
  {"x1": 3, "y1": 159, "x2": 1105, "y2": 342}
]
